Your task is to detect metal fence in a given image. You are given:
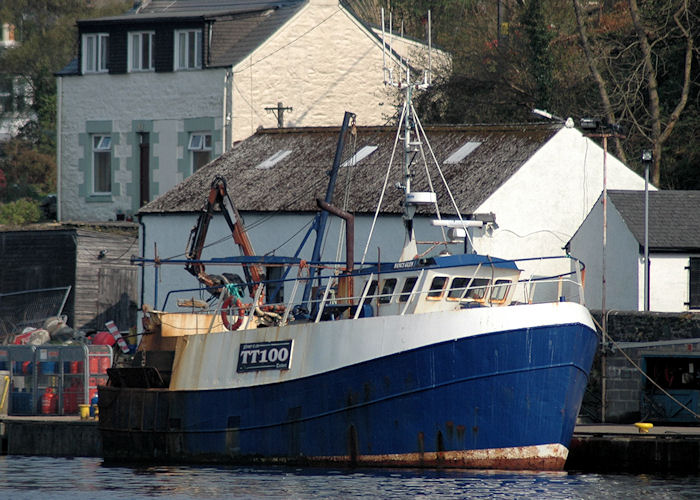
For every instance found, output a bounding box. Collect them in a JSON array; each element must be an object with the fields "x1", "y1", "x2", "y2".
[{"x1": 0, "y1": 286, "x2": 71, "y2": 339}]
